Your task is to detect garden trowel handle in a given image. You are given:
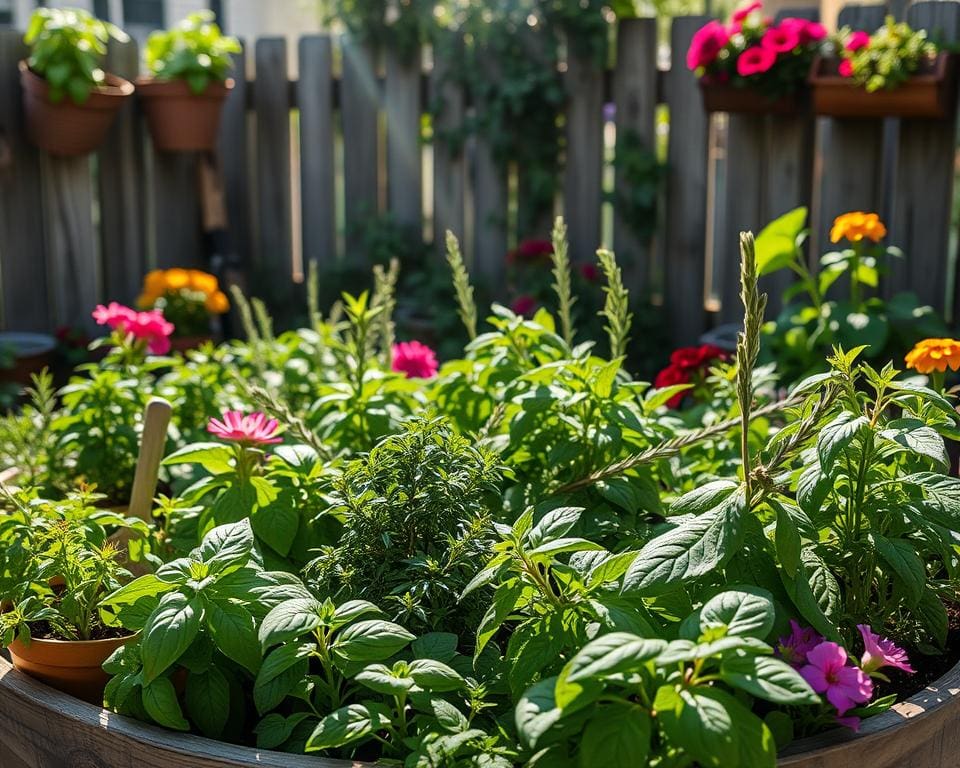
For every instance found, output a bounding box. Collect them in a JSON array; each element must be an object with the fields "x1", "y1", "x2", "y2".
[{"x1": 128, "y1": 397, "x2": 173, "y2": 524}]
